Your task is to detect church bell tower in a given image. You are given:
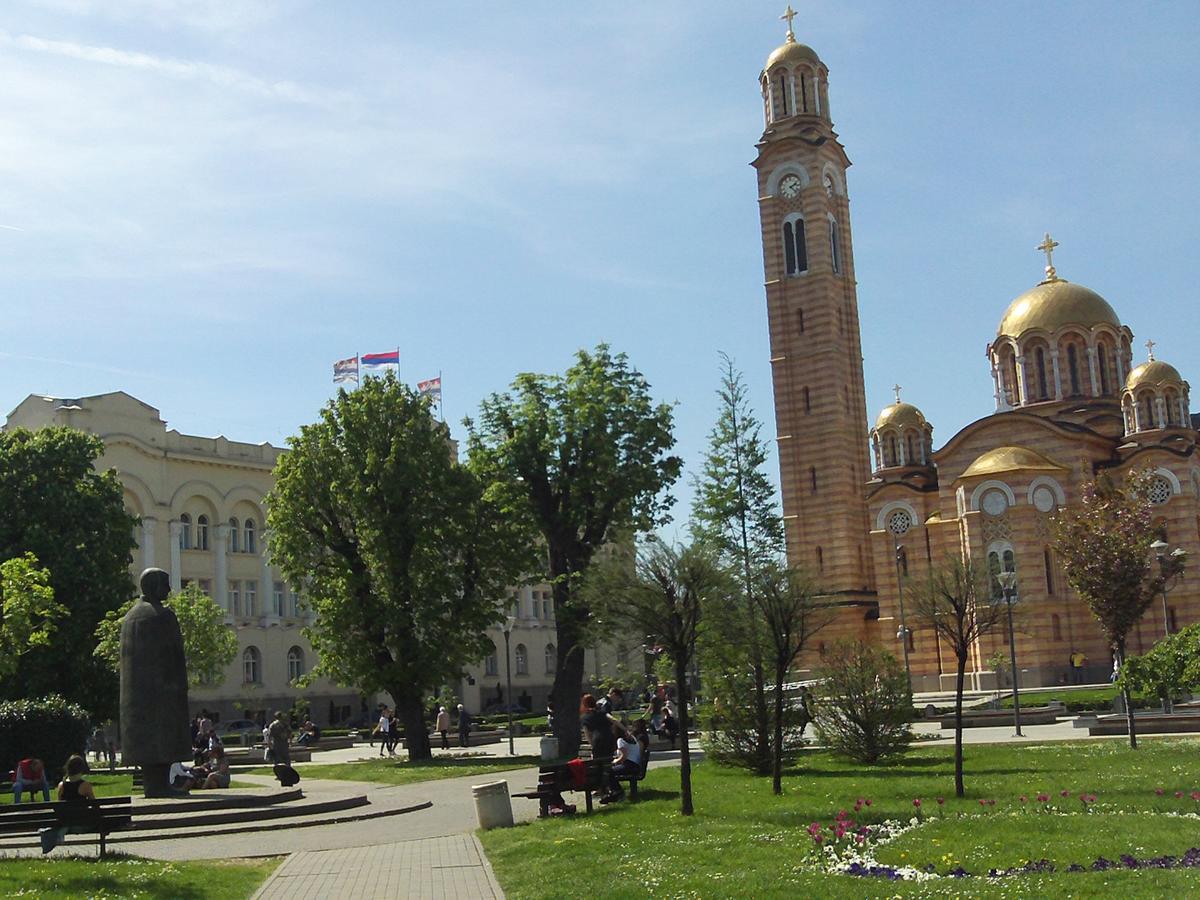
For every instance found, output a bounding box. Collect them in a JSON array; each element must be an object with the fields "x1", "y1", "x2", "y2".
[{"x1": 754, "y1": 8, "x2": 875, "y2": 607}]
